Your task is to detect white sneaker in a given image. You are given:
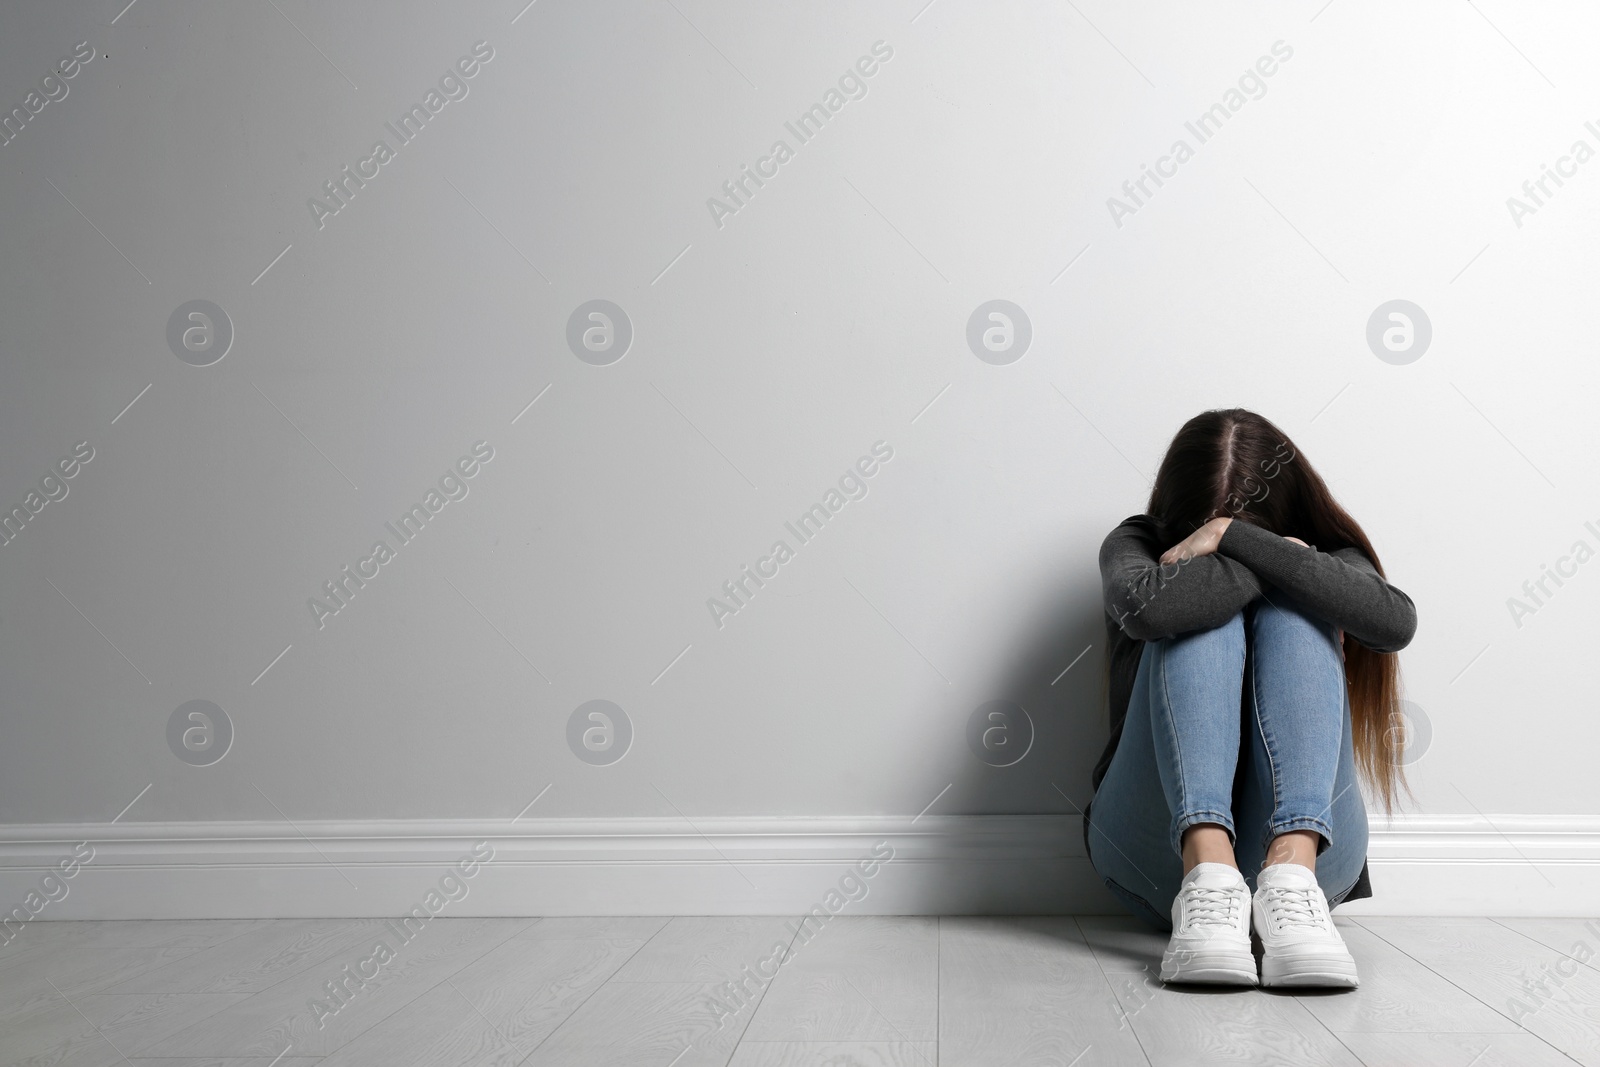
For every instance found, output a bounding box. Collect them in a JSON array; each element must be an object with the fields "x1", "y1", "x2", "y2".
[
  {"x1": 1252, "y1": 862, "x2": 1360, "y2": 988},
  {"x1": 1160, "y1": 862, "x2": 1257, "y2": 985}
]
